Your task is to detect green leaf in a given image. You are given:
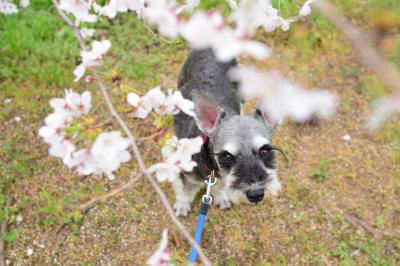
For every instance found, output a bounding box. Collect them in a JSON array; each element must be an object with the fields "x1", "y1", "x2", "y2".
[{"x1": 3, "y1": 228, "x2": 18, "y2": 243}]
